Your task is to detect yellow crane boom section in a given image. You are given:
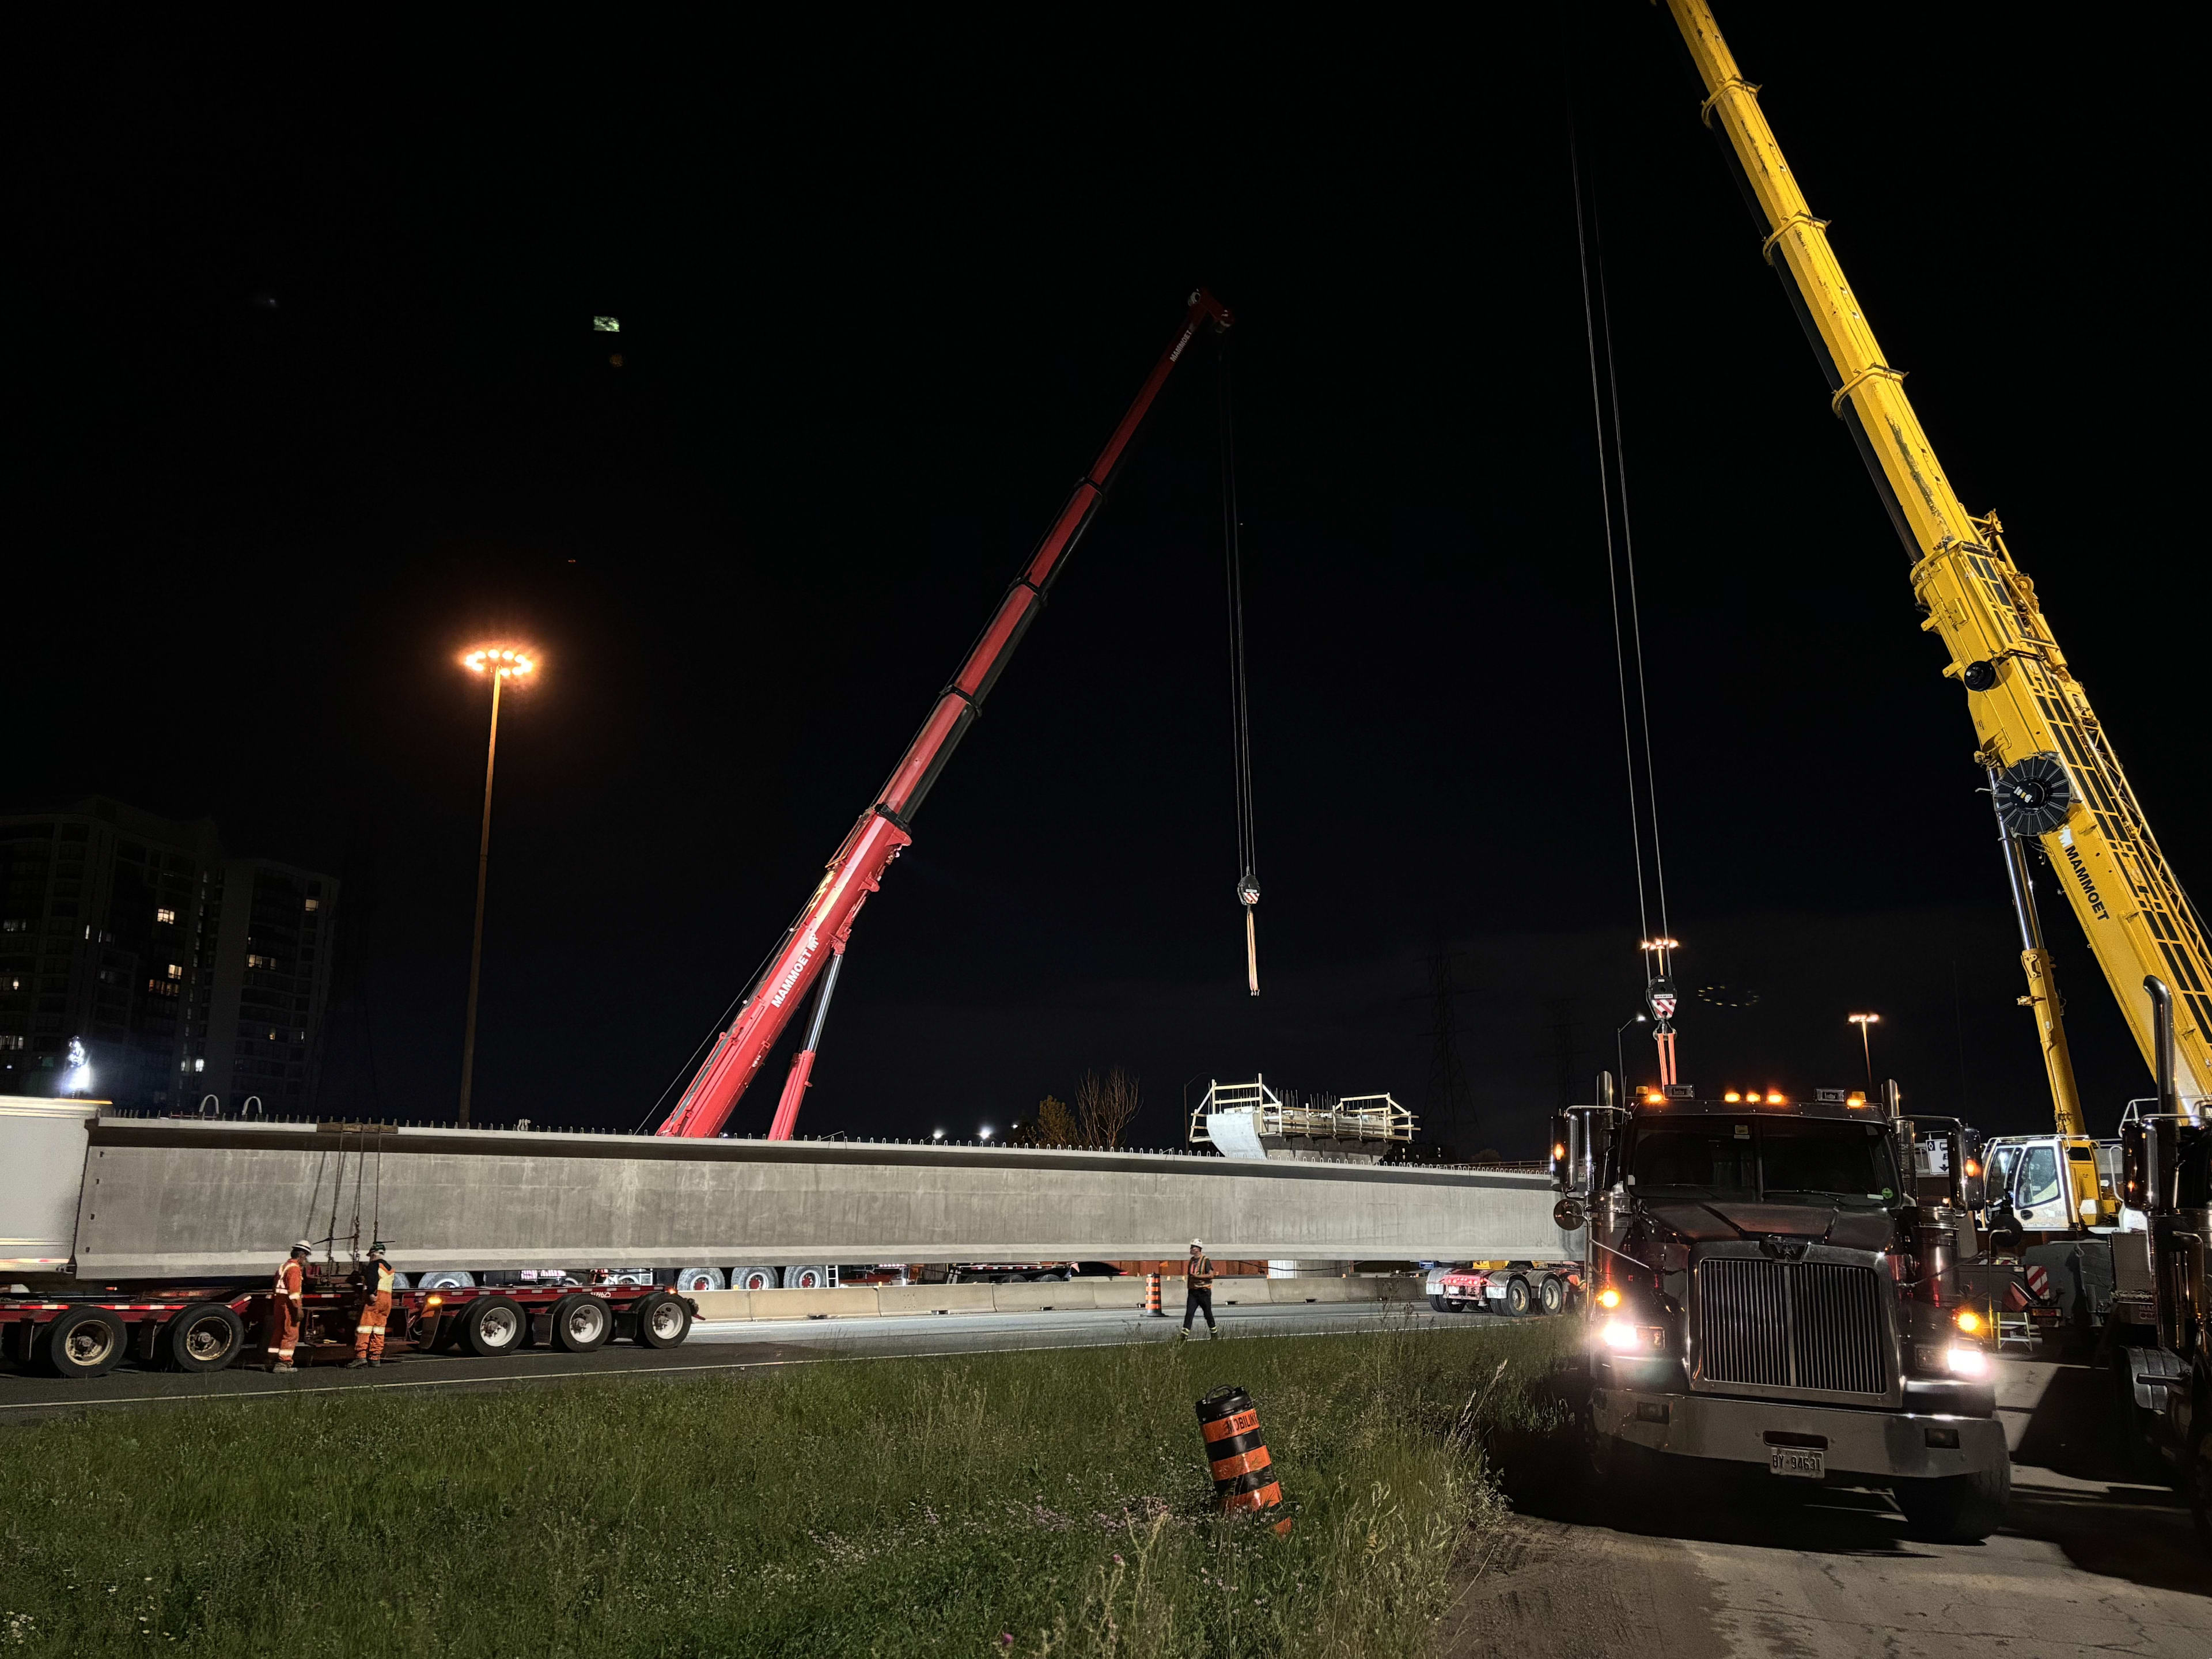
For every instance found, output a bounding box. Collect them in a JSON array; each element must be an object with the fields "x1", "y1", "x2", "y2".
[{"x1": 1664, "y1": 0, "x2": 2212, "y2": 1121}]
